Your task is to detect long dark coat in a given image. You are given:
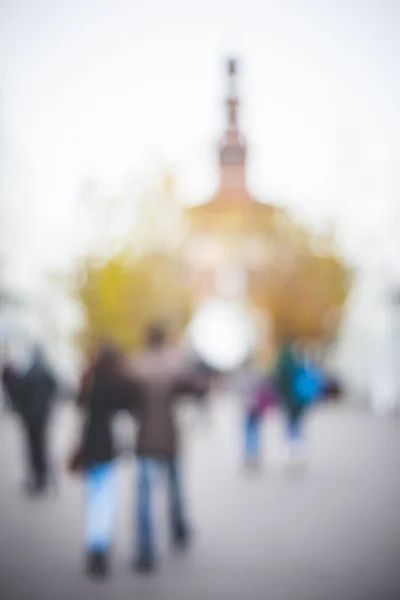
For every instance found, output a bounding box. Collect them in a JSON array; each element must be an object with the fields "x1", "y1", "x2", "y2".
[
  {"x1": 77, "y1": 366, "x2": 141, "y2": 468},
  {"x1": 2, "y1": 358, "x2": 56, "y2": 427}
]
